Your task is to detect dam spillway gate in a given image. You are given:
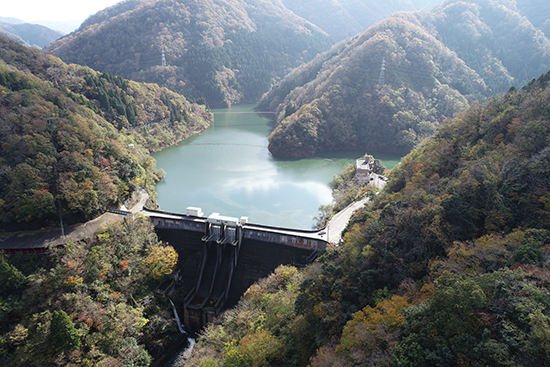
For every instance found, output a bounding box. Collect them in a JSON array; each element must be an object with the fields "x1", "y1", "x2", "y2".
[{"x1": 145, "y1": 208, "x2": 327, "y2": 332}]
